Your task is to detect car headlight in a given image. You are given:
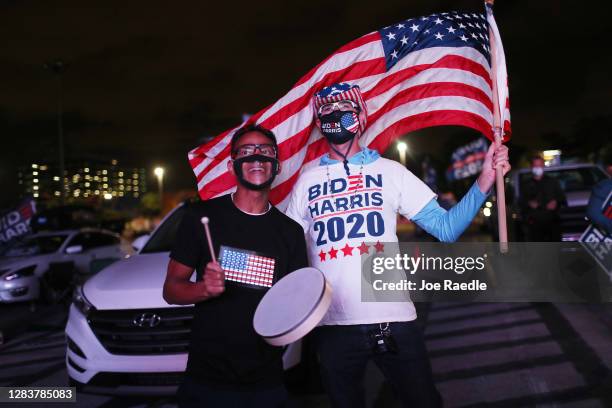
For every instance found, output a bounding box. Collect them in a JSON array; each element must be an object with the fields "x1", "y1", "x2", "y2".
[
  {"x1": 72, "y1": 285, "x2": 95, "y2": 316},
  {"x1": 3, "y1": 265, "x2": 36, "y2": 281}
]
